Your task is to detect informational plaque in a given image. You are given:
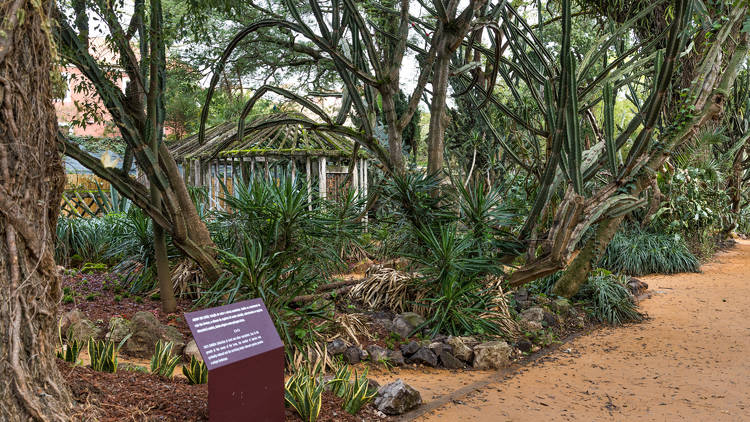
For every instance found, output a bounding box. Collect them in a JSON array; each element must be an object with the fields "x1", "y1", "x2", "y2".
[{"x1": 186, "y1": 298, "x2": 284, "y2": 421}]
